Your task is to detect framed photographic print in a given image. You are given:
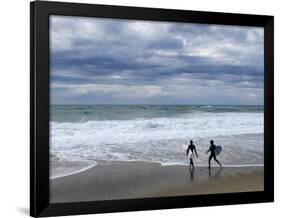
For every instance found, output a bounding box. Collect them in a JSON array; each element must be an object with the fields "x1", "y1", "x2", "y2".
[{"x1": 30, "y1": 1, "x2": 274, "y2": 217}]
